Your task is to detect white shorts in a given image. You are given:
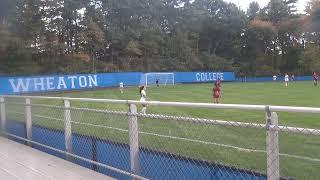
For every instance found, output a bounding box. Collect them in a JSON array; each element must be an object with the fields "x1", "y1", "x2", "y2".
[
  {"x1": 140, "y1": 98, "x2": 147, "y2": 106},
  {"x1": 140, "y1": 97, "x2": 146, "y2": 102}
]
